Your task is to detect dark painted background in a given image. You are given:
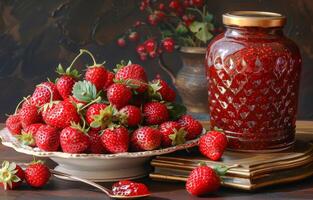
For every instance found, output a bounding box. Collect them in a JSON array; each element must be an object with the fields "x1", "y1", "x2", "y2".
[{"x1": 0, "y1": 0, "x2": 312, "y2": 121}]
